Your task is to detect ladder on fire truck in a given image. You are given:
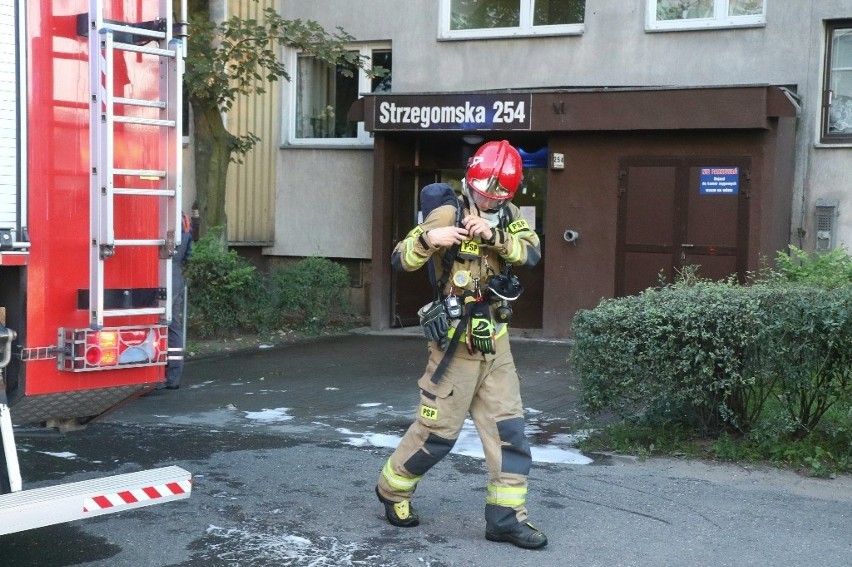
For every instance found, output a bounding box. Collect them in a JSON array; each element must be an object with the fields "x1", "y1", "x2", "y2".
[{"x1": 87, "y1": 0, "x2": 184, "y2": 329}]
